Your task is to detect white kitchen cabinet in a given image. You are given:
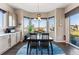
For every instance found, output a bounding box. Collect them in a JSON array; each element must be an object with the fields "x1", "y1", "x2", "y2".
[
  {"x1": 0, "y1": 32, "x2": 20, "y2": 54},
  {"x1": 11, "y1": 33, "x2": 17, "y2": 47},
  {"x1": 0, "y1": 35, "x2": 10, "y2": 54},
  {"x1": 16, "y1": 32, "x2": 20, "y2": 43}
]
